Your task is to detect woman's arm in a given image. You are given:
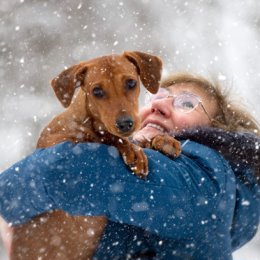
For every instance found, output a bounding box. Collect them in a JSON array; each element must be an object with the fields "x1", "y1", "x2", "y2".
[
  {"x1": 175, "y1": 127, "x2": 260, "y2": 179},
  {"x1": 0, "y1": 140, "x2": 234, "y2": 240}
]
